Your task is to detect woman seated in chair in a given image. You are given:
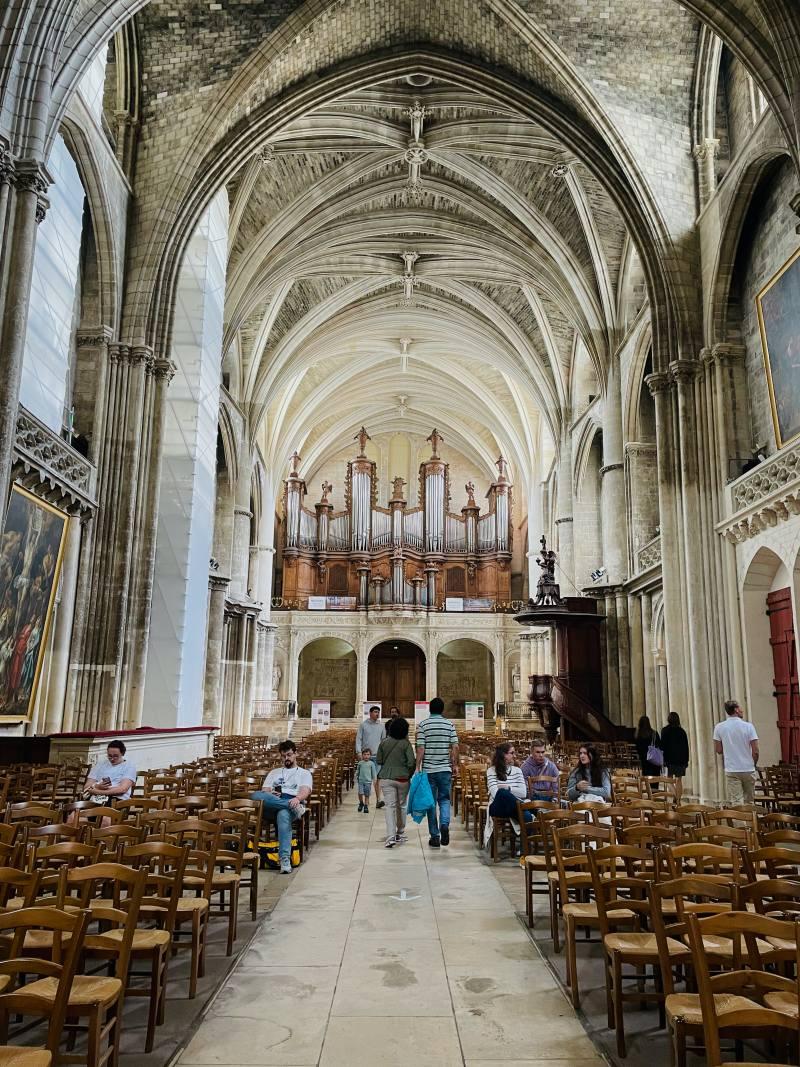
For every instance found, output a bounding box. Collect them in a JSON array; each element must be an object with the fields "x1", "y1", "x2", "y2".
[
  {"x1": 486, "y1": 743, "x2": 528, "y2": 819},
  {"x1": 566, "y1": 744, "x2": 611, "y2": 804}
]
